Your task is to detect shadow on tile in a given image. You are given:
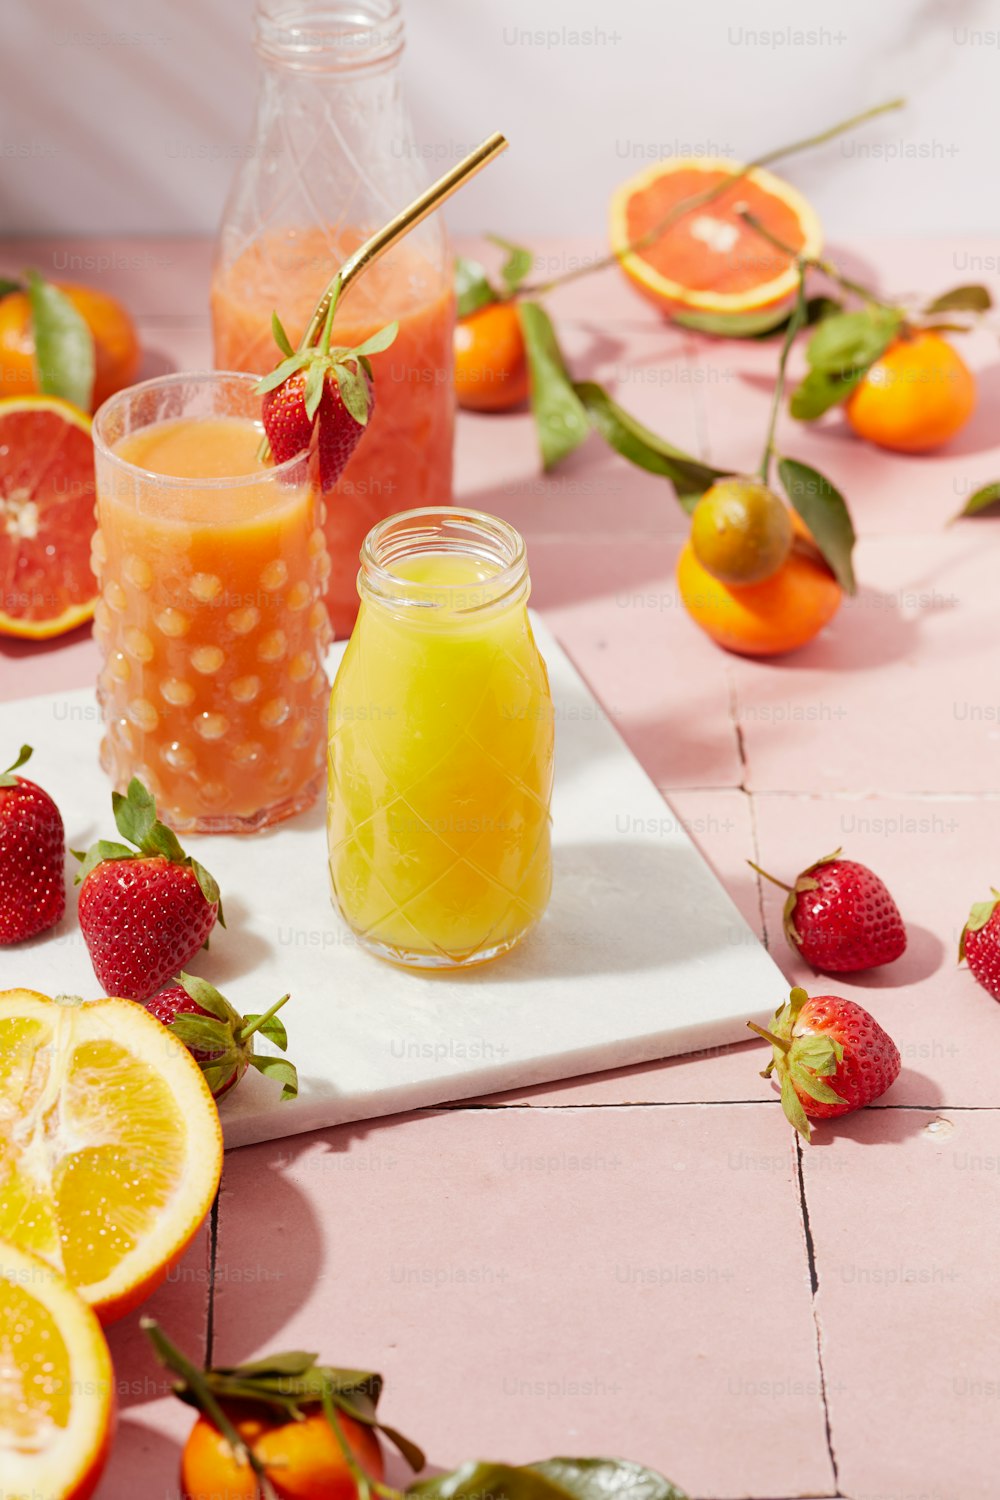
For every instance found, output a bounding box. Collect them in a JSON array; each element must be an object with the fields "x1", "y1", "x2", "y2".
[
  {"x1": 808, "y1": 1076, "x2": 946, "y2": 1149},
  {"x1": 93, "y1": 1417, "x2": 184, "y2": 1498}
]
